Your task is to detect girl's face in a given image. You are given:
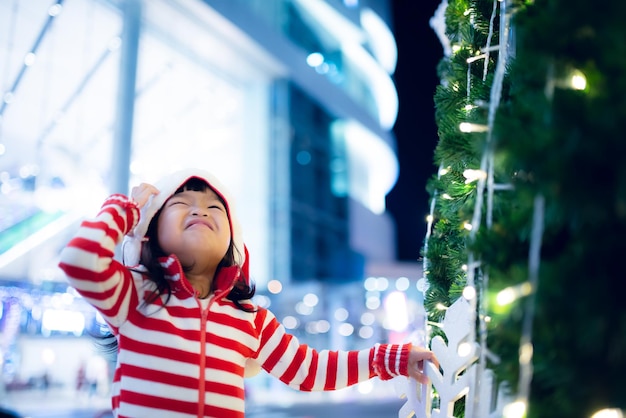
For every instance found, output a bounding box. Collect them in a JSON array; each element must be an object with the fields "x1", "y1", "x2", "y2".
[{"x1": 156, "y1": 186, "x2": 231, "y2": 271}]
